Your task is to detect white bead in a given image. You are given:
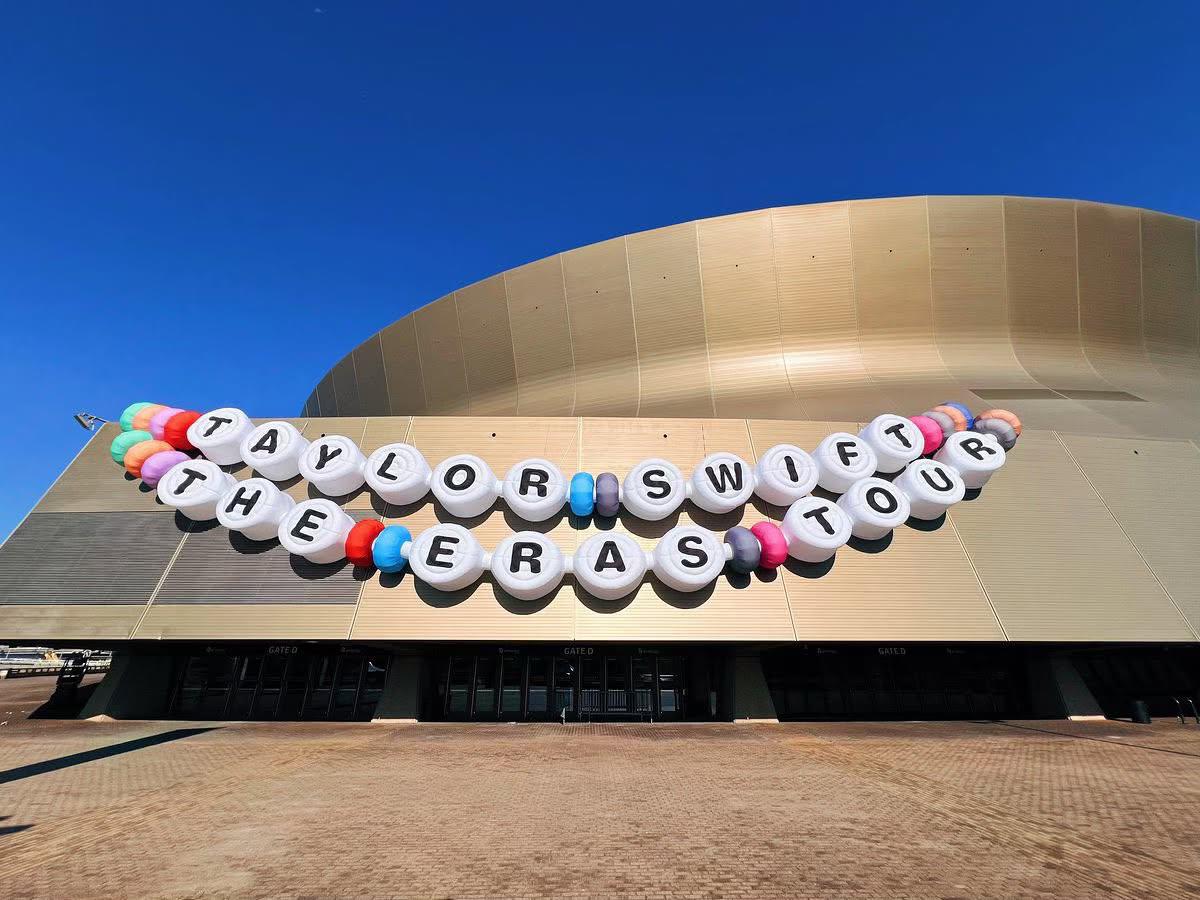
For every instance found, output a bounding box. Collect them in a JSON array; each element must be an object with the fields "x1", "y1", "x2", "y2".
[
  {"x1": 836, "y1": 477, "x2": 910, "y2": 540},
  {"x1": 156, "y1": 459, "x2": 237, "y2": 521},
  {"x1": 430, "y1": 454, "x2": 500, "y2": 518},
  {"x1": 409, "y1": 523, "x2": 486, "y2": 591},
  {"x1": 781, "y1": 496, "x2": 852, "y2": 563},
  {"x1": 859, "y1": 414, "x2": 924, "y2": 473},
  {"x1": 622, "y1": 458, "x2": 685, "y2": 521},
  {"x1": 491, "y1": 531, "x2": 564, "y2": 601},
  {"x1": 216, "y1": 478, "x2": 296, "y2": 541},
  {"x1": 364, "y1": 442, "x2": 431, "y2": 506},
  {"x1": 239, "y1": 421, "x2": 308, "y2": 481},
  {"x1": 277, "y1": 498, "x2": 354, "y2": 565},
  {"x1": 501, "y1": 458, "x2": 568, "y2": 522},
  {"x1": 813, "y1": 432, "x2": 878, "y2": 494},
  {"x1": 754, "y1": 444, "x2": 818, "y2": 506},
  {"x1": 689, "y1": 452, "x2": 754, "y2": 514},
  {"x1": 573, "y1": 532, "x2": 648, "y2": 601},
  {"x1": 298, "y1": 435, "x2": 367, "y2": 496},
  {"x1": 652, "y1": 525, "x2": 724, "y2": 592},
  {"x1": 187, "y1": 407, "x2": 254, "y2": 466},
  {"x1": 894, "y1": 459, "x2": 965, "y2": 520}
]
